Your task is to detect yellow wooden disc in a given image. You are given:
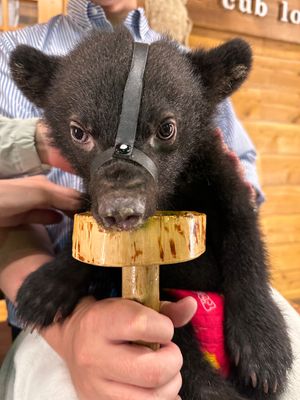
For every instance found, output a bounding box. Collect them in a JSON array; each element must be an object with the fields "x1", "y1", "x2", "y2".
[{"x1": 72, "y1": 211, "x2": 206, "y2": 267}]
